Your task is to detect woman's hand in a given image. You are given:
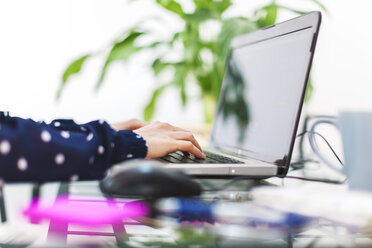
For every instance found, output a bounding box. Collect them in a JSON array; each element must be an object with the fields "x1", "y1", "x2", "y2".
[
  {"x1": 133, "y1": 121, "x2": 206, "y2": 159},
  {"x1": 111, "y1": 118, "x2": 148, "y2": 131}
]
